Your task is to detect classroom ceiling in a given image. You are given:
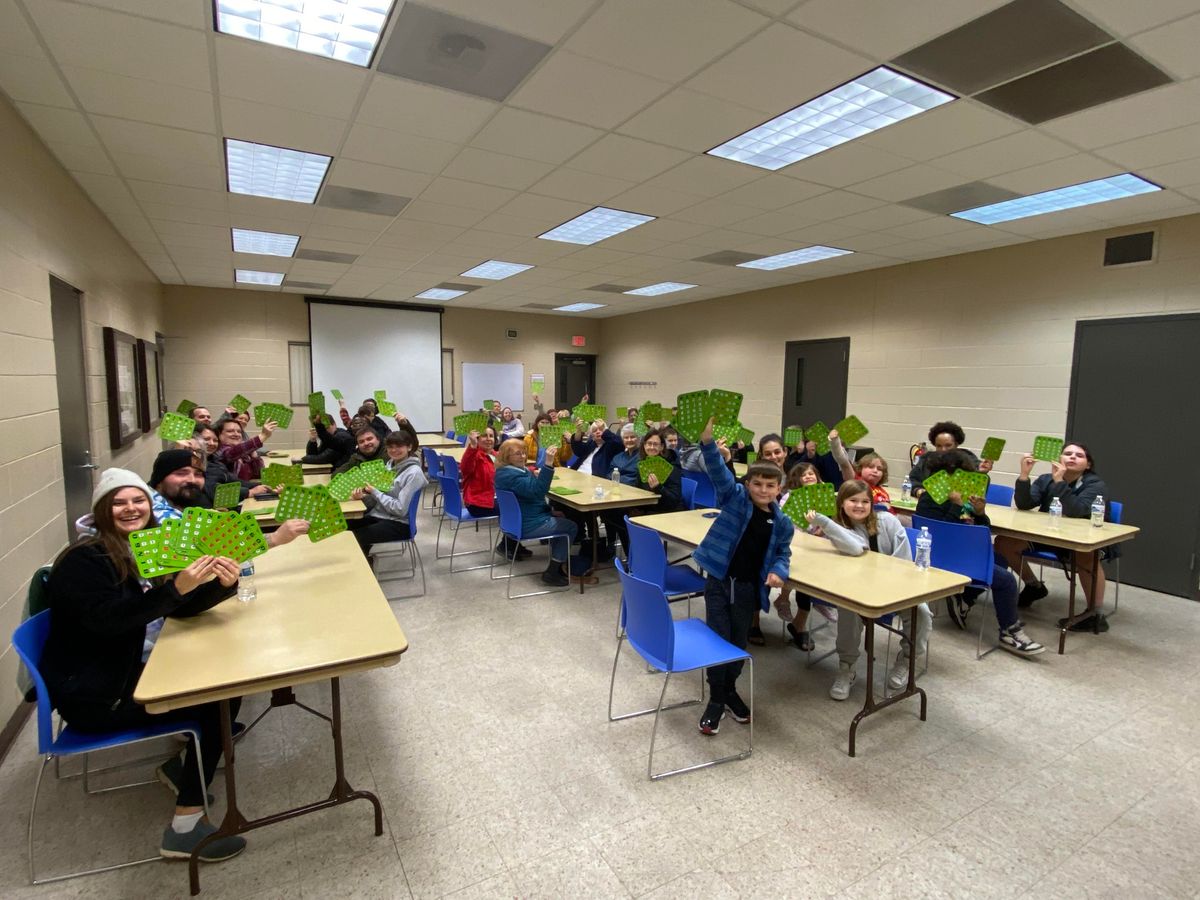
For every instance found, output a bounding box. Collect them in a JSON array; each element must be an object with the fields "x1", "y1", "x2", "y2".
[{"x1": 4, "y1": 0, "x2": 1200, "y2": 318}]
